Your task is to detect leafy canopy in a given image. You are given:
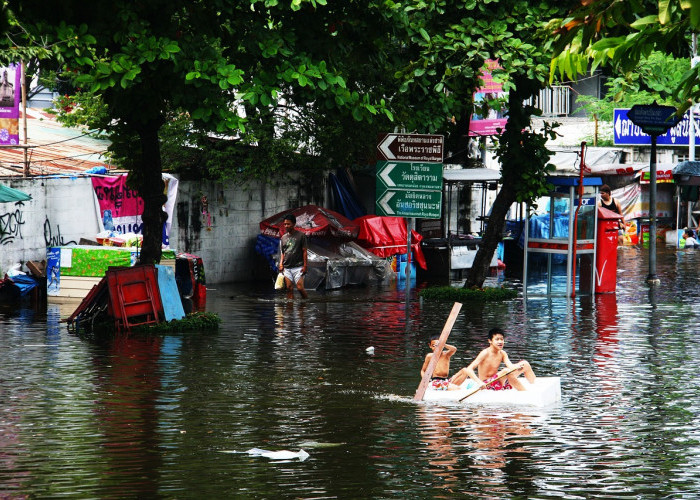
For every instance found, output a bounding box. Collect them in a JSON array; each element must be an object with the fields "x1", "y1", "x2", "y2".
[
  {"x1": 2, "y1": 1, "x2": 407, "y2": 185},
  {"x1": 576, "y1": 51, "x2": 689, "y2": 122},
  {"x1": 386, "y1": 0, "x2": 565, "y2": 205},
  {"x1": 549, "y1": 0, "x2": 698, "y2": 113}
]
